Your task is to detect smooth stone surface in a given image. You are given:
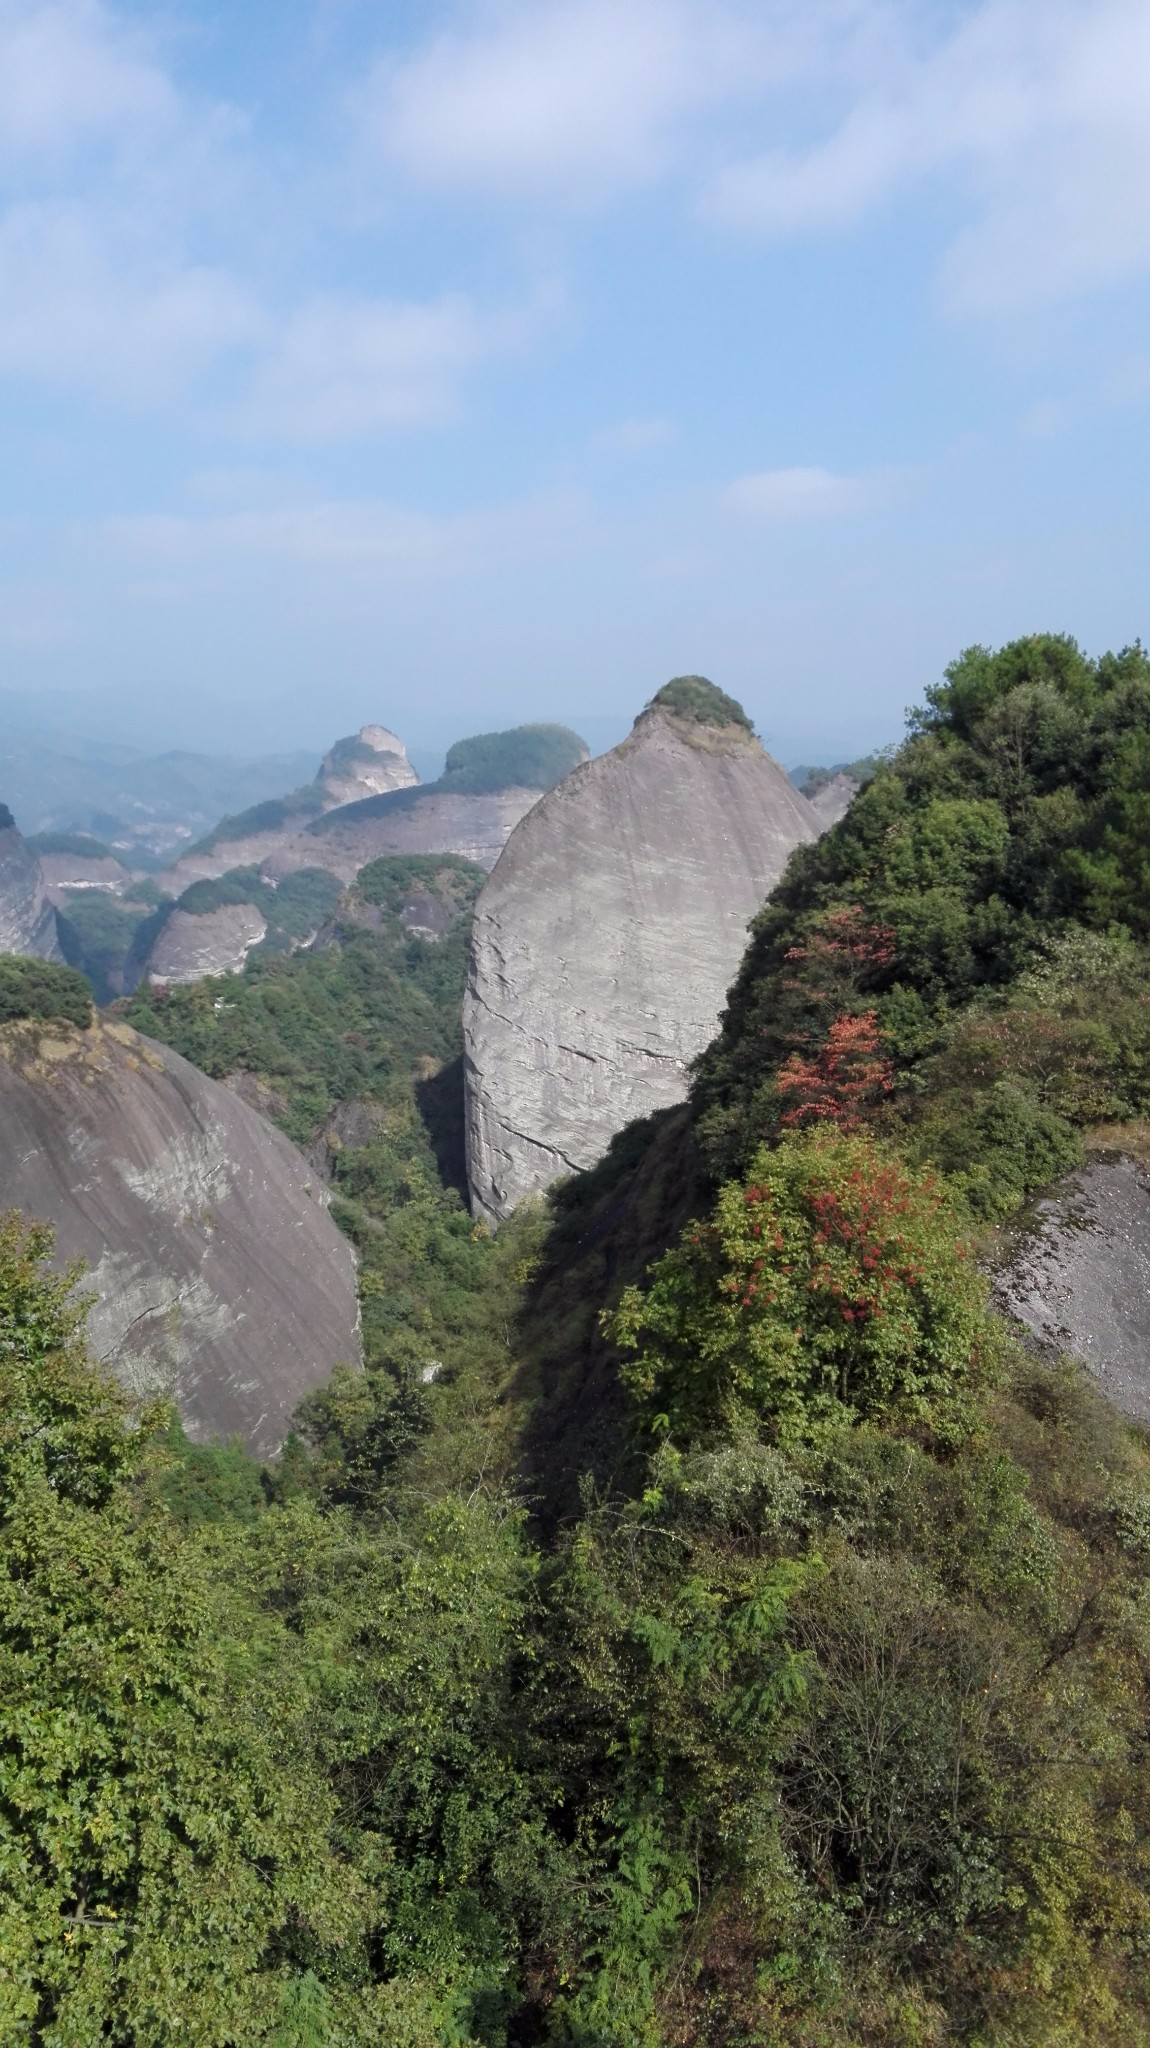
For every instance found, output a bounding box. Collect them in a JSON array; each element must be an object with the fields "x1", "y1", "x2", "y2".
[
  {"x1": 0, "y1": 1017, "x2": 361, "y2": 1455},
  {"x1": 147, "y1": 902, "x2": 268, "y2": 983},
  {"x1": 805, "y1": 772, "x2": 860, "y2": 830},
  {"x1": 994, "y1": 1153, "x2": 1150, "y2": 1422},
  {"x1": 159, "y1": 785, "x2": 542, "y2": 895},
  {"x1": 463, "y1": 707, "x2": 820, "y2": 1224},
  {"x1": 0, "y1": 820, "x2": 61, "y2": 960}
]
